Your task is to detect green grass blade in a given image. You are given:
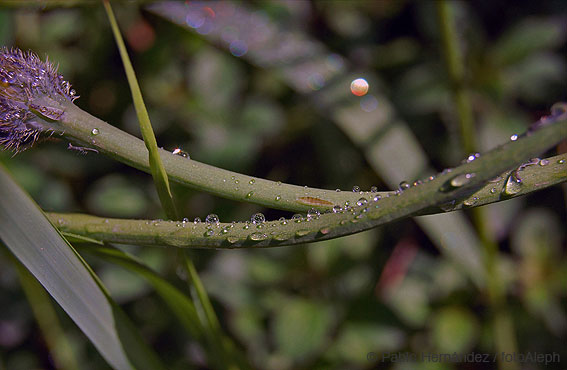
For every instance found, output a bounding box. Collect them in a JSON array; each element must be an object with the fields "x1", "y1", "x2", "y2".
[
  {"x1": 82, "y1": 245, "x2": 205, "y2": 339},
  {"x1": 178, "y1": 250, "x2": 244, "y2": 369},
  {"x1": 10, "y1": 255, "x2": 79, "y2": 370},
  {"x1": 0, "y1": 163, "x2": 166, "y2": 370},
  {"x1": 80, "y1": 244, "x2": 252, "y2": 370},
  {"x1": 102, "y1": 4, "x2": 245, "y2": 368},
  {"x1": 102, "y1": 0, "x2": 177, "y2": 220}
]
